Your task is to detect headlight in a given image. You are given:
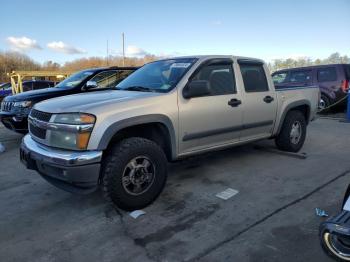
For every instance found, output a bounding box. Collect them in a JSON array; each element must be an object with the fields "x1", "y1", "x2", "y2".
[
  {"x1": 53, "y1": 113, "x2": 96, "y2": 125},
  {"x1": 47, "y1": 113, "x2": 96, "y2": 150},
  {"x1": 14, "y1": 101, "x2": 32, "y2": 108}
]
